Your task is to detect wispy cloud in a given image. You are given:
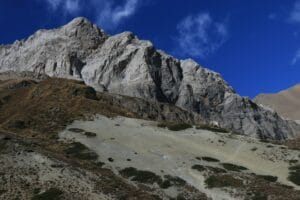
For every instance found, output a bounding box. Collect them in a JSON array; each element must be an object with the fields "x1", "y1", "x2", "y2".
[
  {"x1": 289, "y1": 1, "x2": 300, "y2": 65},
  {"x1": 268, "y1": 13, "x2": 277, "y2": 20},
  {"x1": 44, "y1": 0, "x2": 80, "y2": 13},
  {"x1": 44, "y1": 0, "x2": 61, "y2": 10},
  {"x1": 292, "y1": 49, "x2": 300, "y2": 65},
  {"x1": 64, "y1": 0, "x2": 80, "y2": 14},
  {"x1": 92, "y1": 0, "x2": 140, "y2": 30},
  {"x1": 290, "y1": 0, "x2": 300, "y2": 23},
  {"x1": 174, "y1": 13, "x2": 228, "y2": 58},
  {"x1": 40, "y1": 0, "x2": 140, "y2": 30}
]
